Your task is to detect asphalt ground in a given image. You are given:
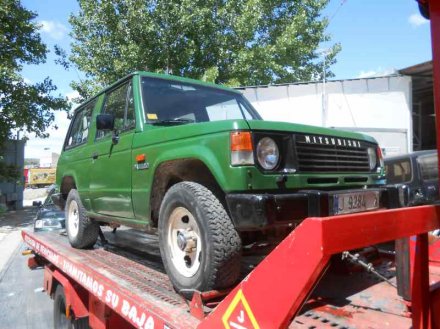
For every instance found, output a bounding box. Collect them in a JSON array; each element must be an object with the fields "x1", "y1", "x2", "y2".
[
  {"x1": 0, "y1": 208, "x2": 168, "y2": 329},
  {"x1": 0, "y1": 207, "x2": 53, "y2": 329}
]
